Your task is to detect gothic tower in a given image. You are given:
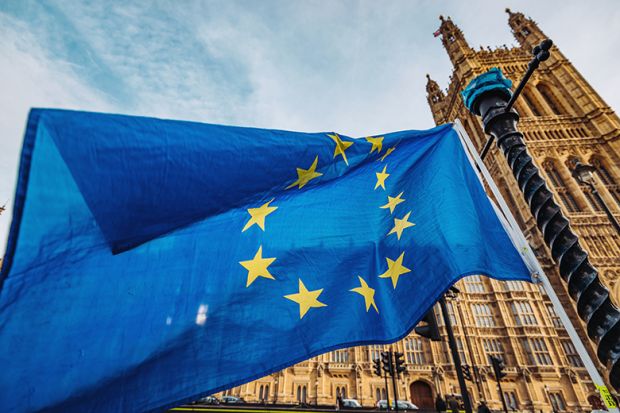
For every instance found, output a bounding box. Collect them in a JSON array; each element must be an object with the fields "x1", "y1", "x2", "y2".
[
  {"x1": 214, "y1": 11, "x2": 619, "y2": 413},
  {"x1": 426, "y1": 6, "x2": 620, "y2": 404}
]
